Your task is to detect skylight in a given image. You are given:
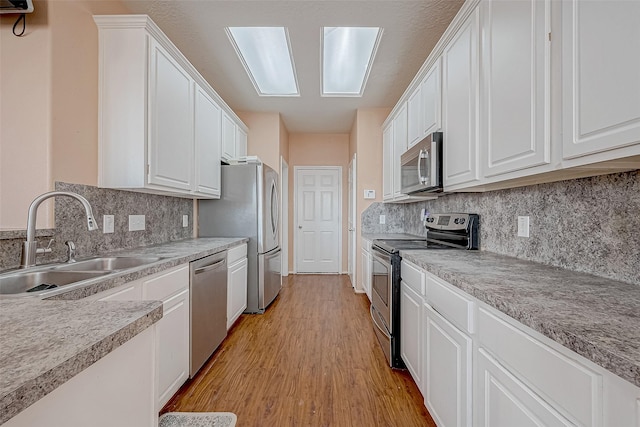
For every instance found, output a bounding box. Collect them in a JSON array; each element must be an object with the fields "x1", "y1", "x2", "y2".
[
  {"x1": 226, "y1": 27, "x2": 299, "y2": 96},
  {"x1": 322, "y1": 27, "x2": 383, "y2": 97}
]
